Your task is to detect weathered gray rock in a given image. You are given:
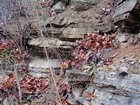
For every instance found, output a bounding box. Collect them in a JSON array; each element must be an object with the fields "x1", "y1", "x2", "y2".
[
  {"x1": 137, "y1": 33, "x2": 140, "y2": 39},
  {"x1": 45, "y1": 16, "x2": 56, "y2": 26},
  {"x1": 71, "y1": 0, "x2": 101, "y2": 5},
  {"x1": 91, "y1": 89, "x2": 140, "y2": 105},
  {"x1": 111, "y1": 56, "x2": 140, "y2": 74},
  {"x1": 41, "y1": 27, "x2": 93, "y2": 40},
  {"x1": 113, "y1": 0, "x2": 140, "y2": 31},
  {"x1": 28, "y1": 37, "x2": 75, "y2": 49},
  {"x1": 28, "y1": 58, "x2": 61, "y2": 77},
  {"x1": 44, "y1": 9, "x2": 113, "y2": 35},
  {"x1": 66, "y1": 97, "x2": 78, "y2": 105},
  {"x1": 83, "y1": 86, "x2": 95, "y2": 96},
  {"x1": 43, "y1": 27, "x2": 92, "y2": 40},
  {"x1": 50, "y1": 0, "x2": 70, "y2": 8},
  {"x1": 66, "y1": 69, "x2": 90, "y2": 82},
  {"x1": 93, "y1": 71, "x2": 140, "y2": 105},
  {"x1": 28, "y1": 34, "x2": 76, "y2": 57},
  {"x1": 70, "y1": 1, "x2": 91, "y2": 11},
  {"x1": 60, "y1": 28, "x2": 93, "y2": 39},
  {"x1": 67, "y1": 87, "x2": 84, "y2": 104},
  {"x1": 51, "y1": 1, "x2": 66, "y2": 13},
  {"x1": 28, "y1": 72, "x2": 50, "y2": 78},
  {"x1": 44, "y1": 28, "x2": 62, "y2": 37},
  {"x1": 70, "y1": 0, "x2": 101, "y2": 11},
  {"x1": 94, "y1": 90, "x2": 140, "y2": 105},
  {"x1": 45, "y1": 16, "x2": 76, "y2": 27},
  {"x1": 3, "y1": 98, "x2": 10, "y2": 105},
  {"x1": 119, "y1": 66, "x2": 128, "y2": 76},
  {"x1": 78, "y1": 86, "x2": 95, "y2": 104},
  {"x1": 66, "y1": 69, "x2": 91, "y2": 104},
  {"x1": 118, "y1": 35, "x2": 128, "y2": 43},
  {"x1": 77, "y1": 97, "x2": 90, "y2": 105},
  {"x1": 29, "y1": 58, "x2": 61, "y2": 71},
  {"x1": 28, "y1": 37, "x2": 74, "y2": 57},
  {"x1": 113, "y1": 0, "x2": 138, "y2": 20}
]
